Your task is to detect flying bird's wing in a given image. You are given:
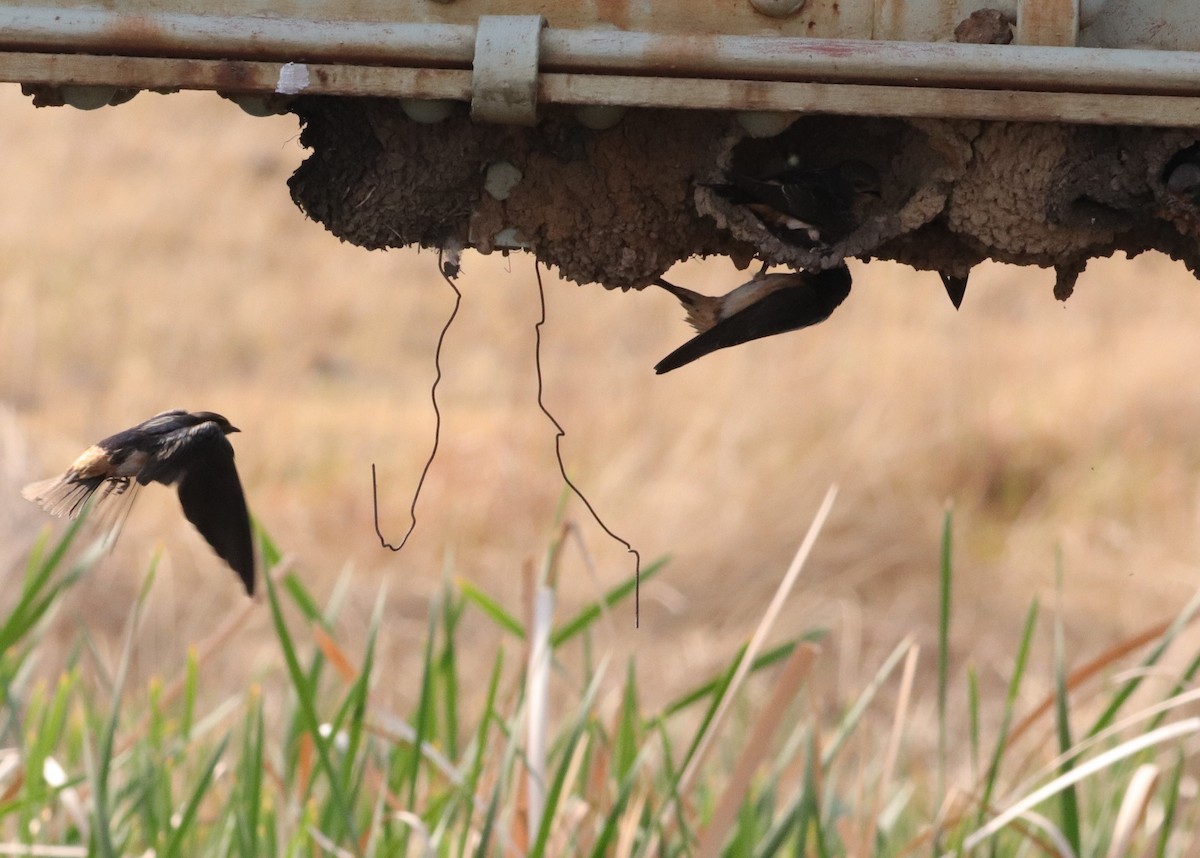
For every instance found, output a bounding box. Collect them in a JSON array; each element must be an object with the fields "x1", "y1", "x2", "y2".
[
  {"x1": 23, "y1": 410, "x2": 252, "y2": 593},
  {"x1": 654, "y1": 267, "x2": 852, "y2": 374},
  {"x1": 150, "y1": 423, "x2": 255, "y2": 595}
]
